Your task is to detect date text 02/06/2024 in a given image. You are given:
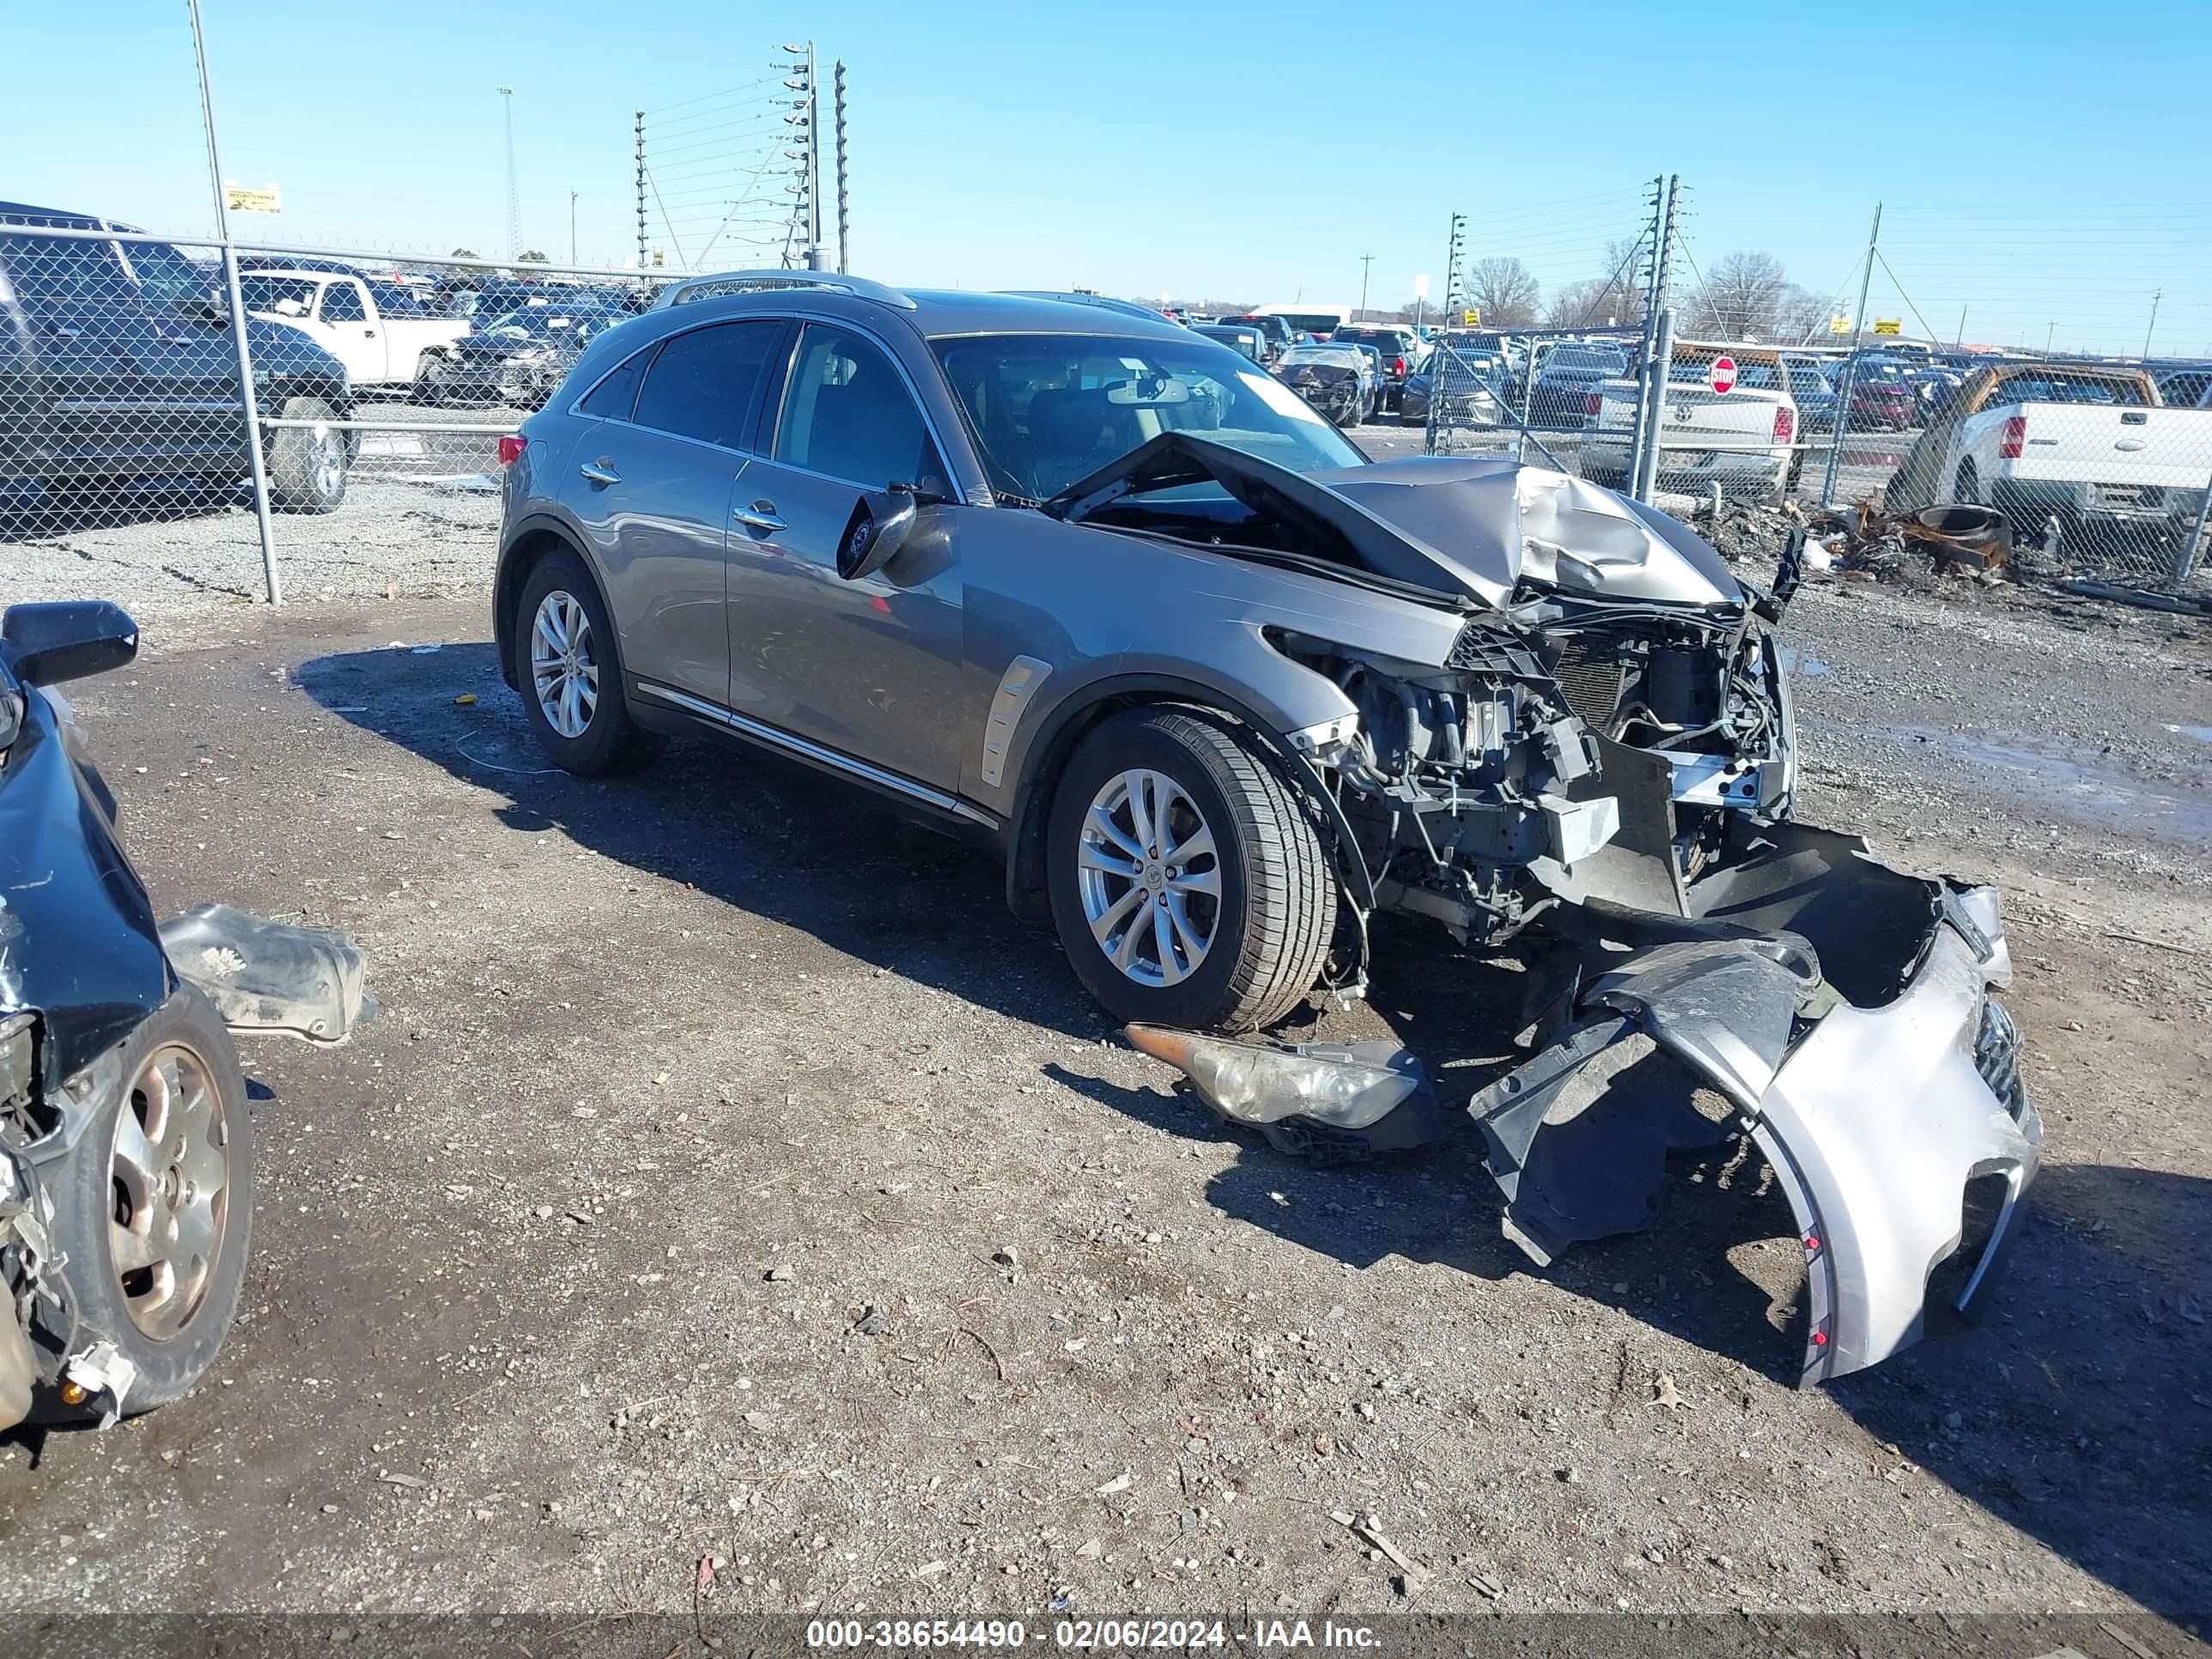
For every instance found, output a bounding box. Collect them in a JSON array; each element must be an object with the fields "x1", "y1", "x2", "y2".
[{"x1": 803, "y1": 1620, "x2": 1382, "y2": 1650}]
